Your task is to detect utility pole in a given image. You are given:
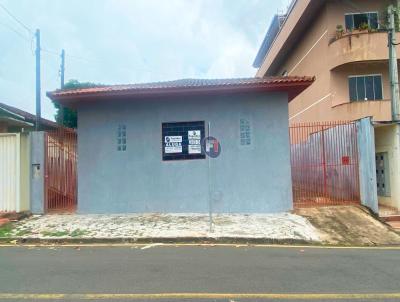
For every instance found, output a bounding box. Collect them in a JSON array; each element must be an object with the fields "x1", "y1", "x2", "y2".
[
  {"x1": 60, "y1": 49, "x2": 65, "y2": 89},
  {"x1": 35, "y1": 29, "x2": 41, "y2": 131},
  {"x1": 388, "y1": 5, "x2": 400, "y2": 121},
  {"x1": 60, "y1": 49, "x2": 65, "y2": 125},
  {"x1": 398, "y1": 0, "x2": 400, "y2": 26}
]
